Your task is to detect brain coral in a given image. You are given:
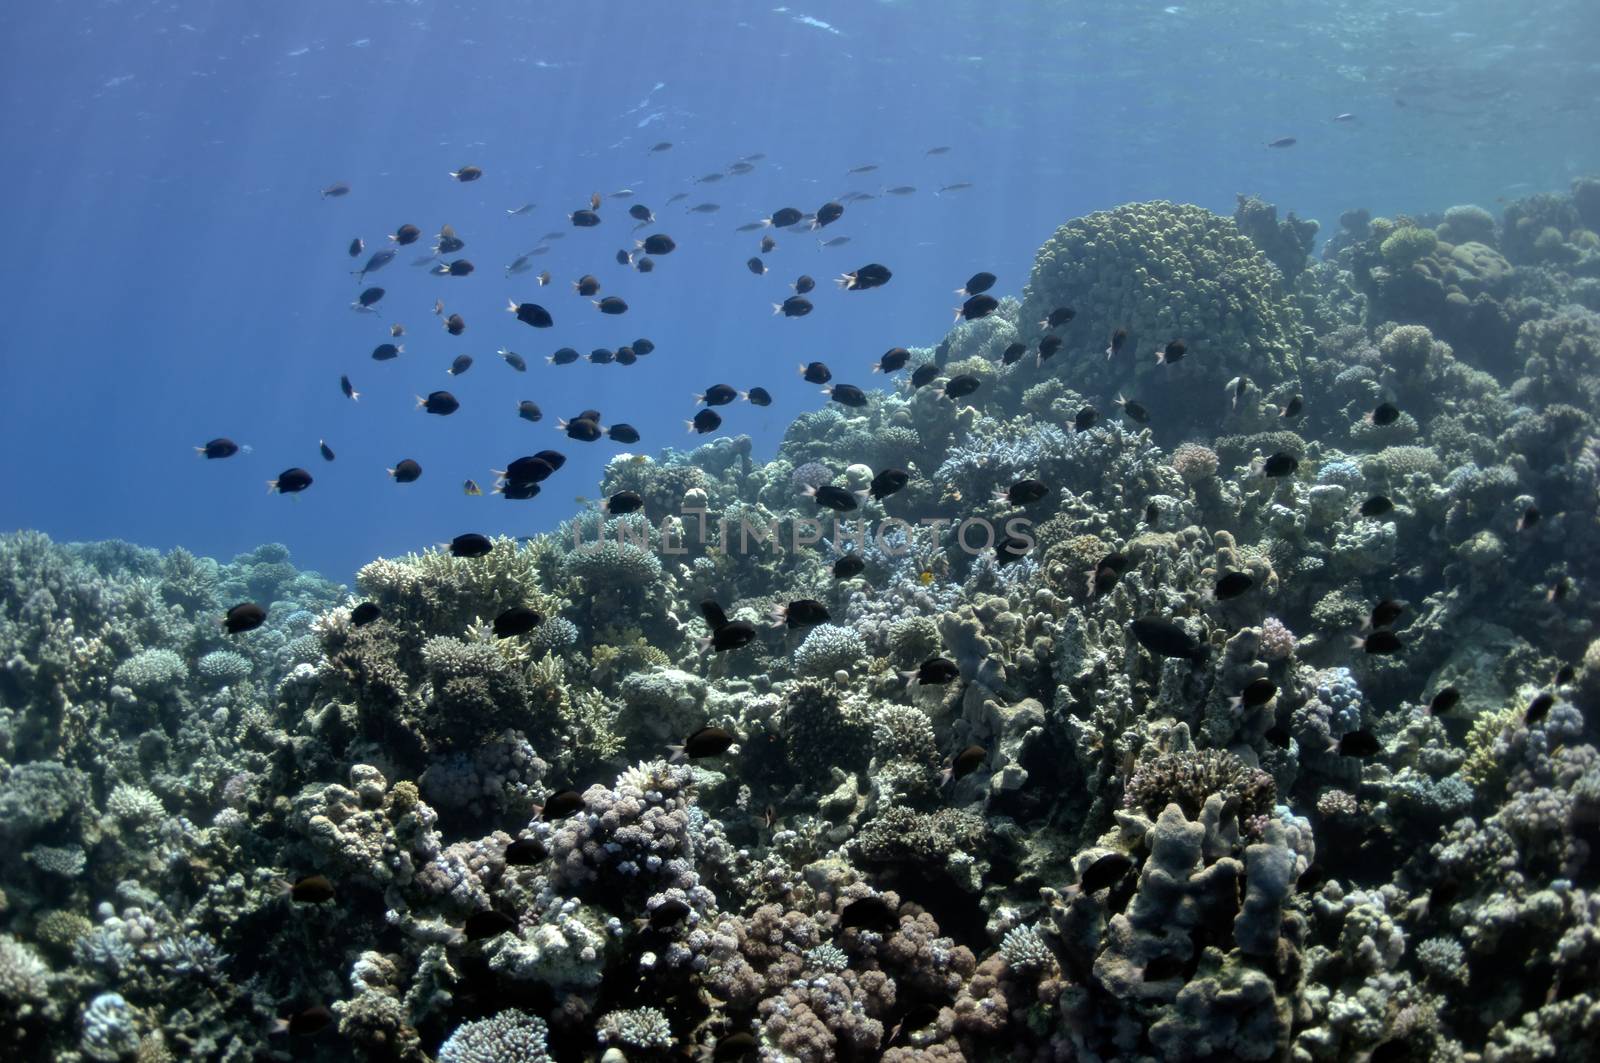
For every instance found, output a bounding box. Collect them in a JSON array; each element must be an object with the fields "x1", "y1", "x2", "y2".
[{"x1": 1018, "y1": 200, "x2": 1305, "y2": 430}]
